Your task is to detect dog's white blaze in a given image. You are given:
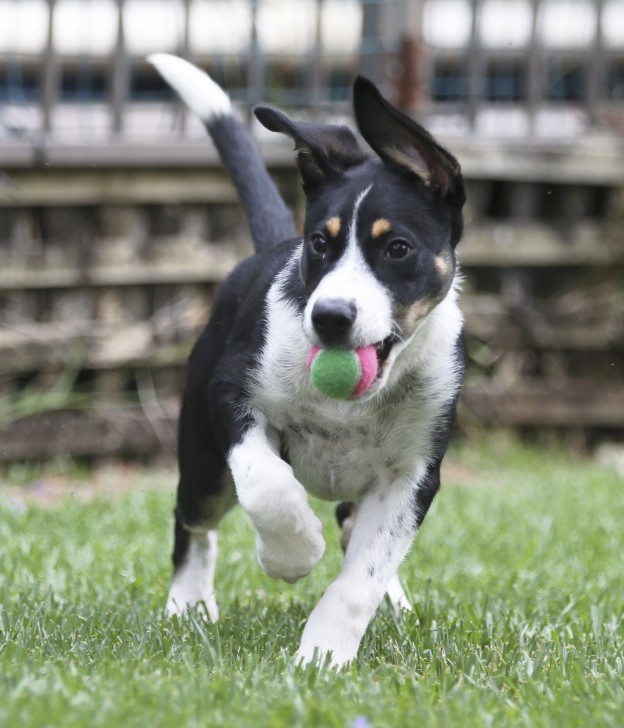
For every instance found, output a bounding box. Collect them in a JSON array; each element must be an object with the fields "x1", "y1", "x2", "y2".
[
  {"x1": 166, "y1": 530, "x2": 219, "y2": 621},
  {"x1": 347, "y1": 185, "x2": 372, "y2": 242},
  {"x1": 303, "y1": 184, "x2": 393, "y2": 347},
  {"x1": 148, "y1": 53, "x2": 232, "y2": 121}
]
